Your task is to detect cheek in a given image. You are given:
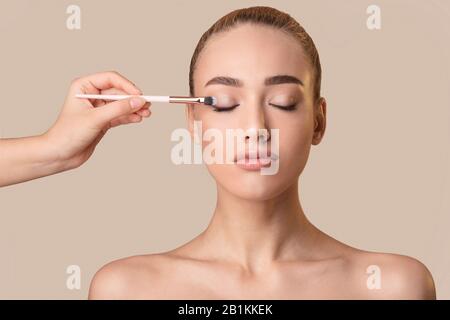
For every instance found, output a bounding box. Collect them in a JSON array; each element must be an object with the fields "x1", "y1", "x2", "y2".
[
  {"x1": 279, "y1": 121, "x2": 313, "y2": 164},
  {"x1": 194, "y1": 107, "x2": 235, "y2": 132},
  {"x1": 273, "y1": 113, "x2": 314, "y2": 180}
]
